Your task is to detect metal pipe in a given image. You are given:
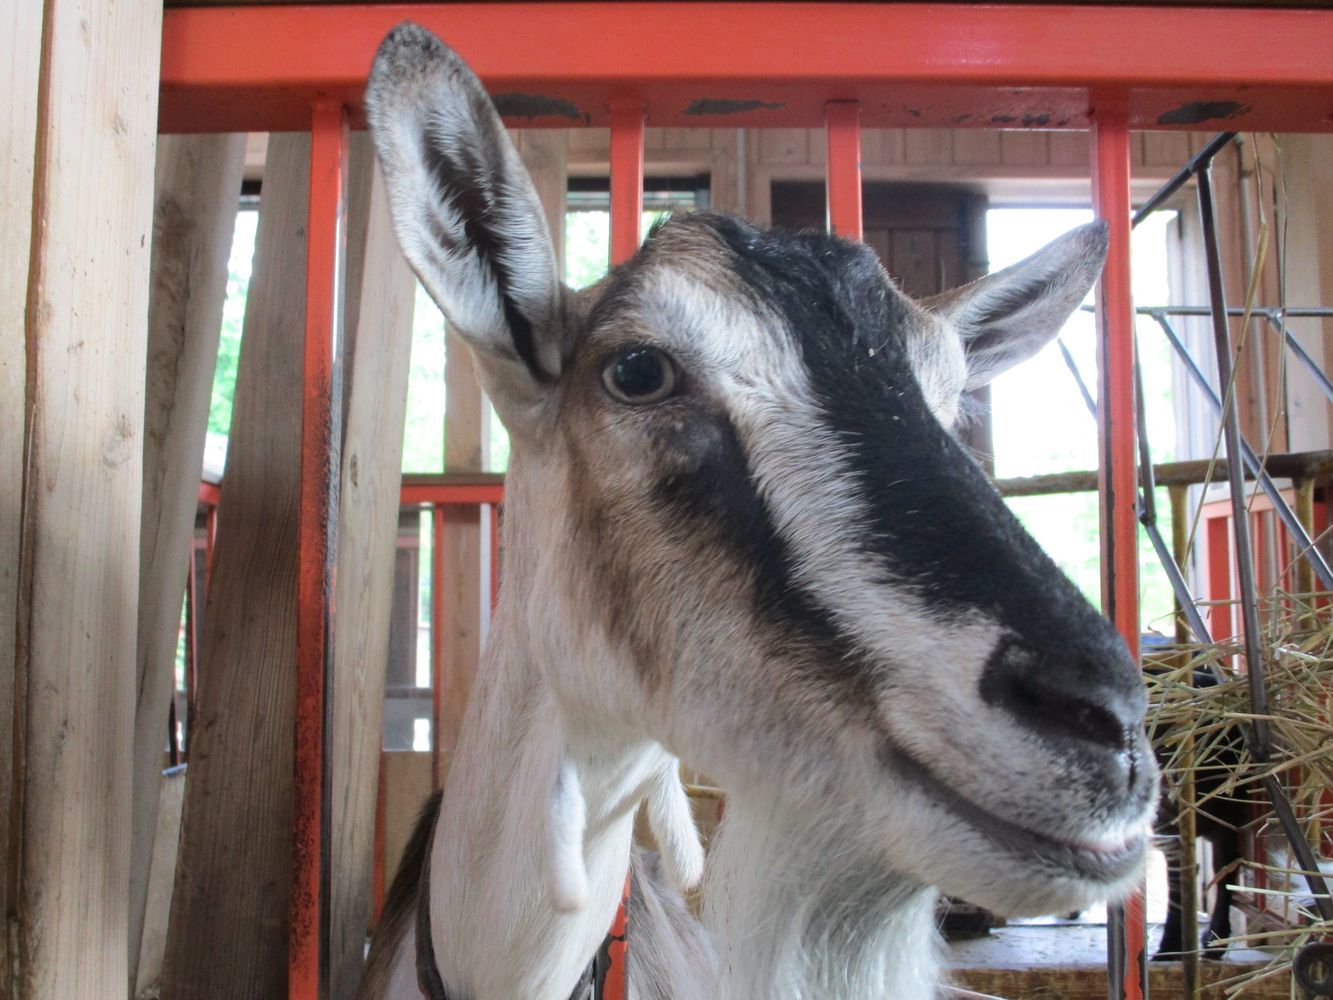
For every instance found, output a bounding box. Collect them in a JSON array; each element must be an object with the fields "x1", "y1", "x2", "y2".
[
  {"x1": 1196, "y1": 163, "x2": 1333, "y2": 926},
  {"x1": 1132, "y1": 131, "x2": 1237, "y2": 228},
  {"x1": 1264, "y1": 314, "x2": 1333, "y2": 405},
  {"x1": 1057, "y1": 338, "x2": 1098, "y2": 419},
  {"x1": 1151, "y1": 314, "x2": 1333, "y2": 589},
  {"x1": 1198, "y1": 162, "x2": 1272, "y2": 747}
]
